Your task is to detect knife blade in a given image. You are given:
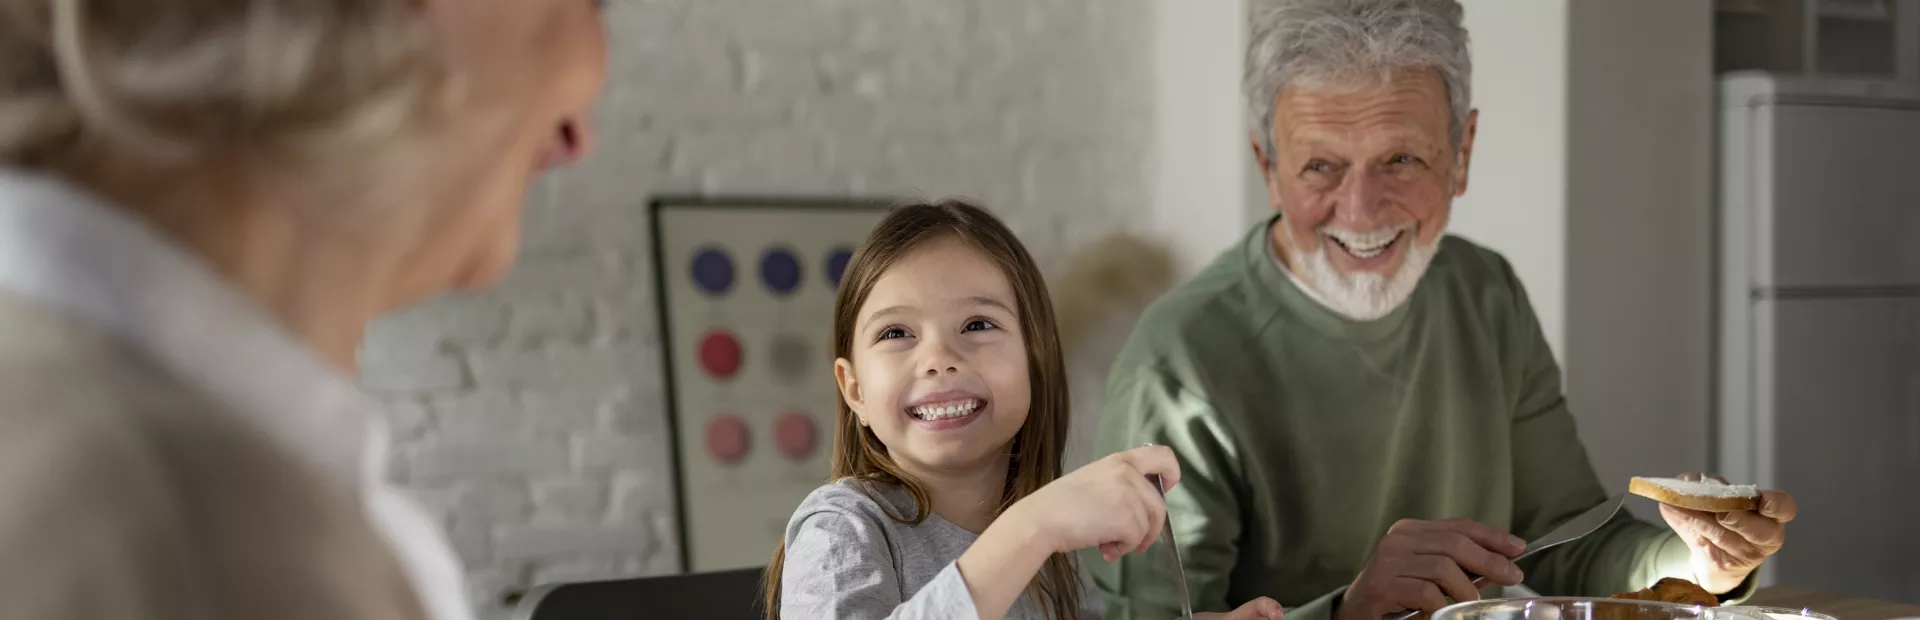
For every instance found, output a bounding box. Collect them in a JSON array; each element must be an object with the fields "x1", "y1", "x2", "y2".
[
  {"x1": 1512, "y1": 492, "x2": 1626, "y2": 562},
  {"x1": 1384, "y1": 493, "x2": 1626, "y2": 620},
  {"x1": 1147, "y1": 473, "x2": 1195, "y2": 620}
]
